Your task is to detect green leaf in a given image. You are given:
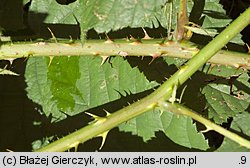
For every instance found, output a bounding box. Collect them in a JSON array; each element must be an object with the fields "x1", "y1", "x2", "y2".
[
  {"x1": 192, "y1": 0, "x2": 244, "y2": 45},
  {"x1": 202, "y1": 0, "x2": 230, "y2": 29},
  {"x1": 29, "y1": 0, "x2": 167, "y2": 33},
  {"x1": 120, "y1": 109, "x2": 209, "y2": 150},
  {"x1": 184, "y1": 26, "x2": 218, "y2": 37},
  {"x1": 32, "y1": 136, "x2": 54, "y2": 151},
  {"x1": 25, "y1": 57, "x2": 65, "y2": 121},
  {"x1": 119, "y1": 109, "x2": 163, "y2": 142},
  {"x1": 83, "y1": 0, "x2": 166, "y2": 33},
  {"x1": 205, "y1": 64, "x2": 245, "y2": 78},
  {"x1": 202, "y1": 84, "x2": 249, "y2": 124},
  {"x1": 163, "y1": 57, "x2": 187, "y2": 68},
  {"x1": 47, "y1": 57, "x2": 84, "y2": 115},
  {"x1": 25, "y1": 56, "x2": 158, "y2": 121},
  {"x1": 216, "y1": 112, "x2": 250, "y2": 152},
  {"x1": 160, "y1": 111, "x2": 209, "y2": 150},
  {"x1": 29, "y1": 0, "x2": 80, "y2": 24},
  {"x1": 201, "y1": 67, "x2": 250, "y2": 125}
]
